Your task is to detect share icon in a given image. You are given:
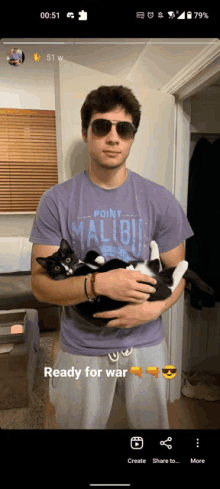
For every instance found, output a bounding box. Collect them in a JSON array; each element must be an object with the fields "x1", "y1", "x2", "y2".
[{"x1": 160, "y1": 437, "x2": 172, "y2": 449}]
